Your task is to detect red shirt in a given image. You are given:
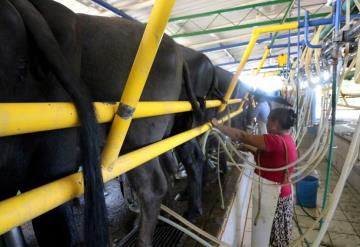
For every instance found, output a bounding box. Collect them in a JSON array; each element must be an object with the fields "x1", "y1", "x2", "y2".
[{"x1": 255, "y1": 134, "x2": 297, "y2": 197}]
